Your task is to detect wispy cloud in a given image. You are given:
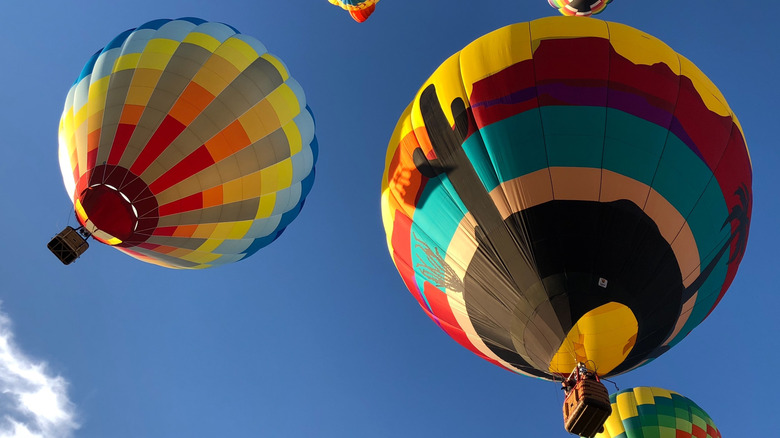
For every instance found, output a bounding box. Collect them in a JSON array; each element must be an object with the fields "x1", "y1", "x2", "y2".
[{"x1": 0, "y1": 305, "x2": 78, "y2": 438}]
